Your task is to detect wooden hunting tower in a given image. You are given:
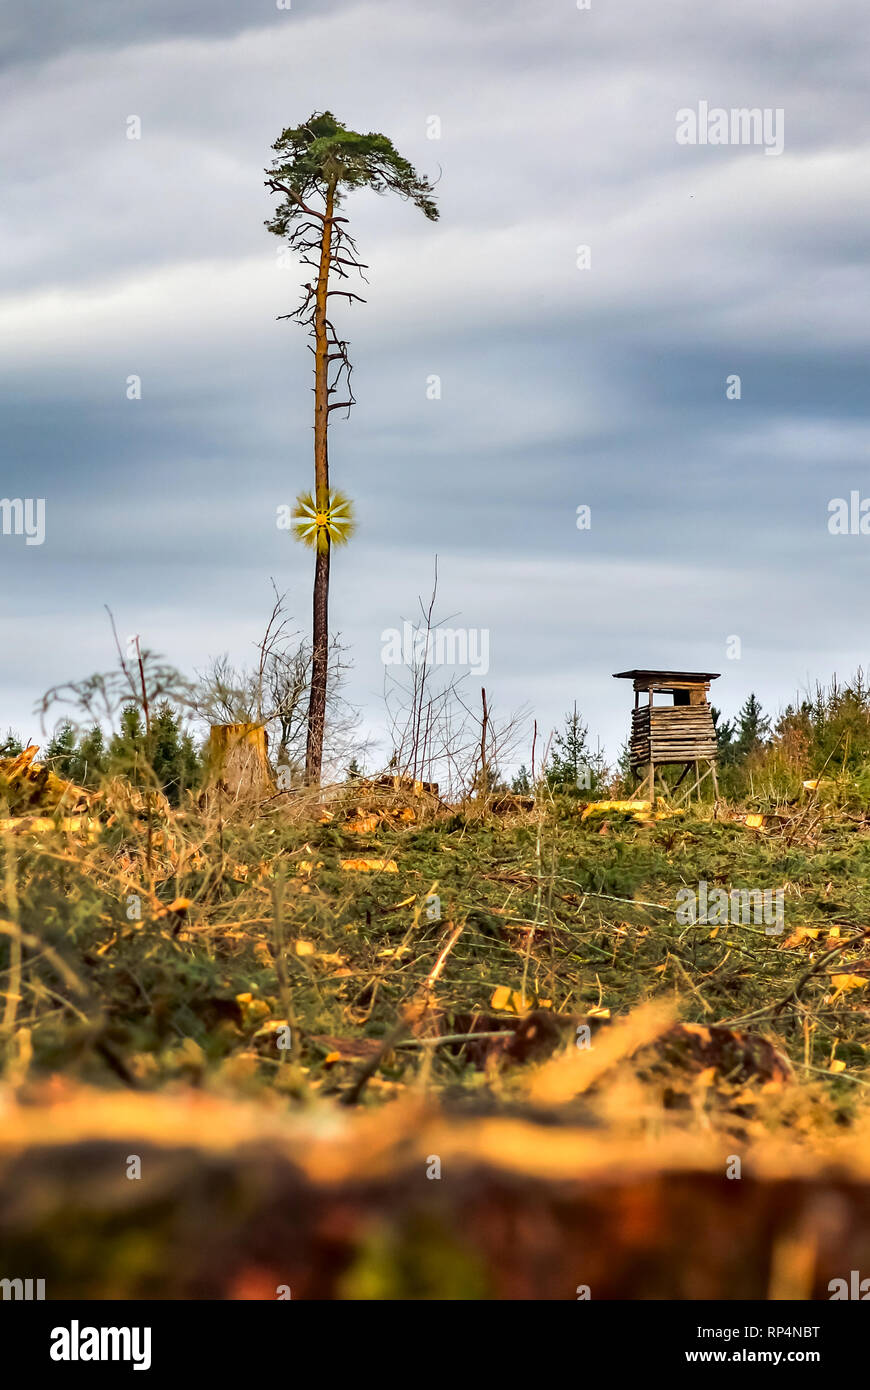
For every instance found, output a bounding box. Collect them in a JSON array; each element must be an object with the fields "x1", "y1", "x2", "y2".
[{"x1": 613, "y1": 669, "x2": 721, "y2": 805}]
